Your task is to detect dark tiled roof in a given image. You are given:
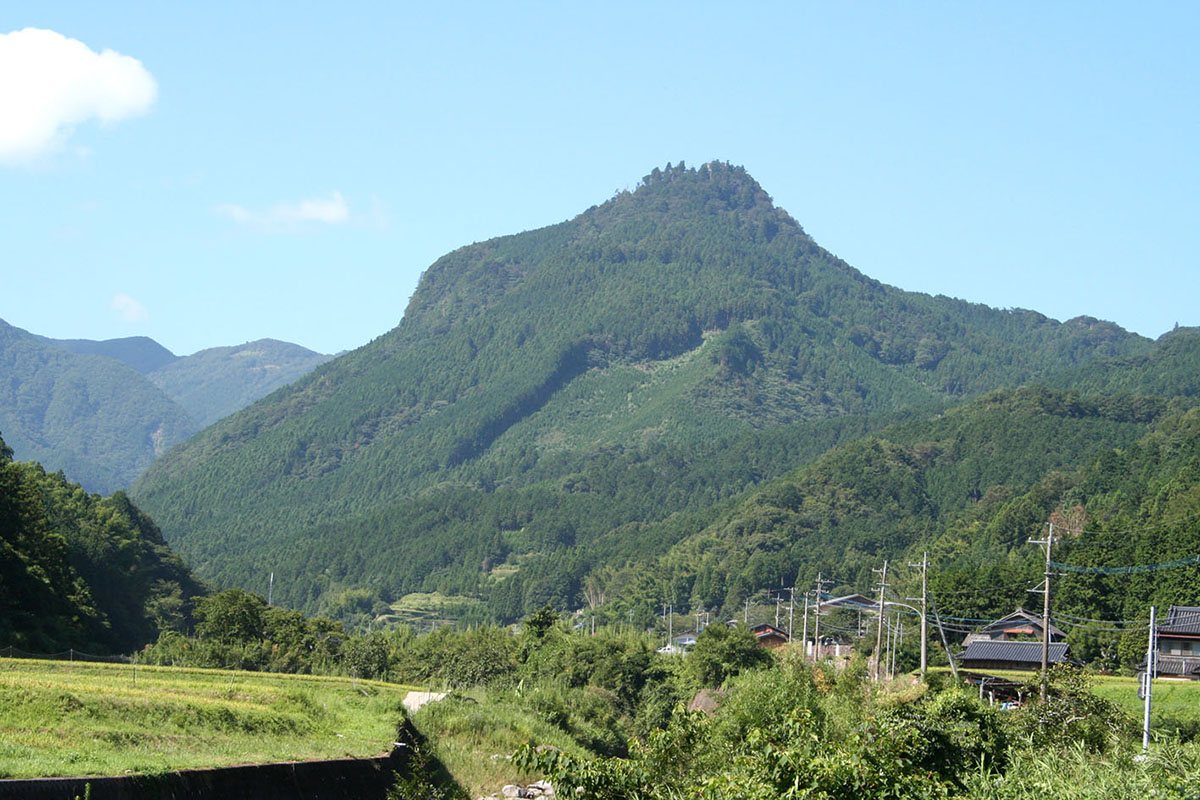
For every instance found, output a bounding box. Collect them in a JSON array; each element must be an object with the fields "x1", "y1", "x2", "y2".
[
  {"x1": 981, "y1": 609, "x2": 1066, "y2": 639},
  {"x1": 751, "y1": 623, "x2": 788, "y2": 641},
  {"x1": 957, "y1": 640, "x2": 1068, "y2": 664},
  {"x1": 1152, "y1": 656, "x2": 1200, "y2": 677},
  {"x1": 1159, "y1": 607, "x2": 1200, "y2": 635},
  {"x1": 821, "y1": 594, "x2": 875, "y2": 610}
]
